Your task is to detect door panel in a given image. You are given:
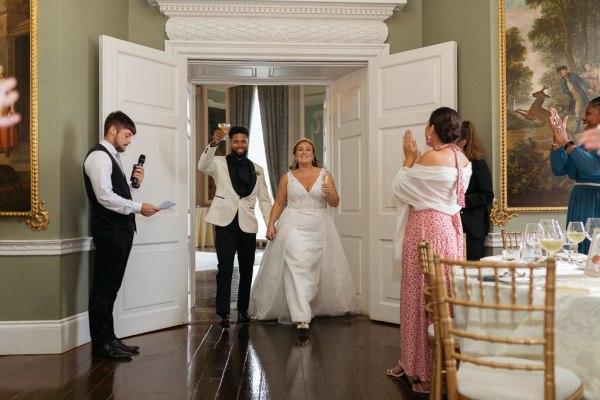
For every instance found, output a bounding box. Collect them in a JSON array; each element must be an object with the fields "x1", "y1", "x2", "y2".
[
  {"x1": 100, "y1": 35, "x2": 188, "y2": 337},
  {"x1": 368, "y1": 42, "x2": 457, "y2": 323},
  {"x1": 331, "y1": 68, "x2": 369, "y2": 313}
]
